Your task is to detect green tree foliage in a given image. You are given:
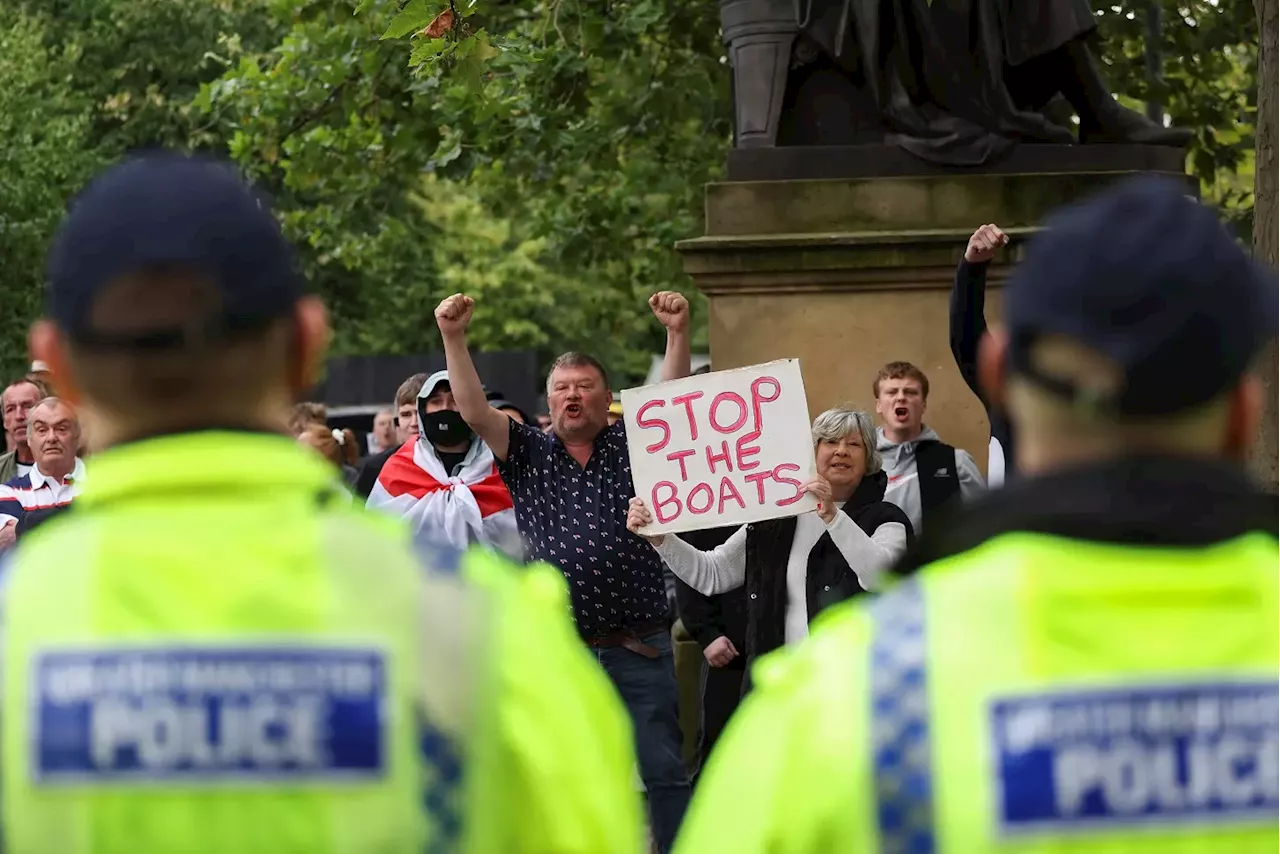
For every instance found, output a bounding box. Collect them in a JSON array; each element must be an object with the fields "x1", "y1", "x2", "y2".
[
  {"x1": 366, "y1": 0, "x2": 1259, "y2": 381},
  {"x1": 1095, "y1": 0, "x2": 1258, "y2": 235},
  {"x1": 0, "y1": 14, "x2": 98, "y2": 379},
  {"x1": 193, "y1": 1, "x2": 444, "y2": 357},
  {"x1": 0, "y1": 0, "x2": 1264, "y2": 387},
  {"x1": 202, "y1": 0, "x2": 729, "y2": 381},
  {"x1": 0, "y1": 0, "x2": 281, "y2": 379},
  {"x1": 17, "y1": 0, "x2": 281, "y2": 152},
  {"x1": 416, "y1": 0, "x2": 730, "y2": 379}
]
